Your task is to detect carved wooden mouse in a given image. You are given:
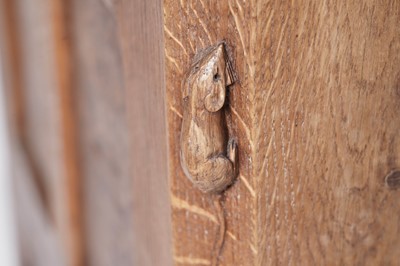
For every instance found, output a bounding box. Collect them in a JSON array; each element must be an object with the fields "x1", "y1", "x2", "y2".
[{"x1": 180, "y1": 42, "x2": 237, "y2": 193}]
